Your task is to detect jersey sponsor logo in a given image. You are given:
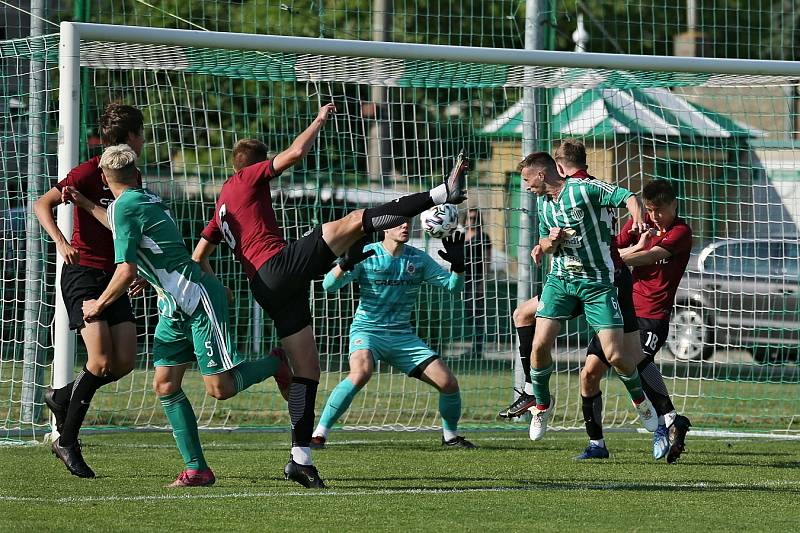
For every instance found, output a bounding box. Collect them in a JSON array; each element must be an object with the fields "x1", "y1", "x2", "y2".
[
  {"x1": 569, "y1": 207, "x2": 584, "y2": 222},
  {"x1": 99, "y1": 197, "x2": 113, "y2": 207},
  {"x1": 373, "y1": 279, "x2": 419, "y2": 286}
]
